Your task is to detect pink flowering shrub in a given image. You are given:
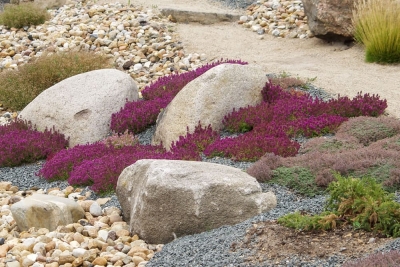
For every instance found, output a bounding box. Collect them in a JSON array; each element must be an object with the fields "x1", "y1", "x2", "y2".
[
  {"x1": 68, "y1": 144, "x2": 171, "y2": 194},
  {"x1": 110, "y1": 96, "x2": 172, "y2": 134},
  {"x1": 170, "y1": 123, "x2": 220, "y2": 161},
  {"x1": 110, "y1": 59, "x2": 247, "y2": 134},
  {"x1": 0, "y1": 119, "x2": 68, "y2": 167},
  {"x1": 342, "y1": 250, "x2": 400, "y2": 267},
  {"x1": 37, "y1": 143, "x2": 113, "y2": 181},
  {"x1": 204, "y1": 132, "x2": 300, "y2": 161}
]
